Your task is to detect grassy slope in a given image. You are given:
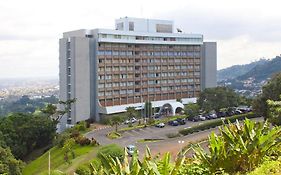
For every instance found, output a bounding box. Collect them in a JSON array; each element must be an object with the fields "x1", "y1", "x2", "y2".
[{"x1": 23, "y1": 144, "x2": 96, "y2": 175}]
